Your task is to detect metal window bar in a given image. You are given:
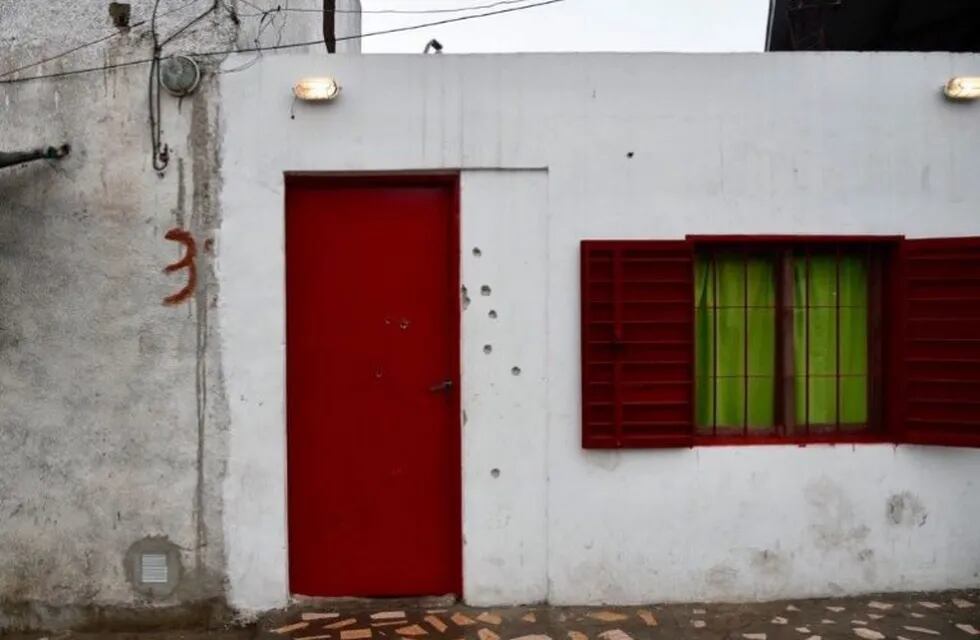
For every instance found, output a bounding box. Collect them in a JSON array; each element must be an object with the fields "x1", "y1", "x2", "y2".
[
  {"x1": 743, "y1": 248, "x2": 749, "y2": 436},
  {"x1": 712, "y1": 250, "x2": 719, "y2": 436},
  {"x1": 835, "y1": 245, "x2": 842, "y2": 435},
  {"x1": 804, "y1": 247, "x2": 811, "y2": 437}
]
